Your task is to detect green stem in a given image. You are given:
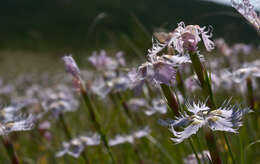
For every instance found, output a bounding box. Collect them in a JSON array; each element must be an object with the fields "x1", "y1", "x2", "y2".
[
  {"x1": 190, "y1": 52, "x2": 221, "y2": 164},
  {"x1": 115, "y1": 93, "x2": 133, "y2": 120},
  {"x1": 223, "y1": 133, "x2": 236, "y2": 164},
  {"x1": 176, "y1": 71, "x2": 186, "y2": 98},
  {"x1": 80, "y1": 84, "x2": 116, "y2": 164},
  {"x1": 59, "y1": 114, "x2": 89, "y2": 164},
  {"x1": 246, "y1": 77, "x2": 258, "y2": 132},
  {"x1": 59, "y1": 114, "x2": 72, "y2": 140},
  {"x1": 1, "y1": 137, "x2": 19, "y2": 164},
  {"x1": 239, "y1": 135, "x2": 245, "y2": 164},
  {"x1": 188, "y1": 138, "x2": 202, "y2": 164},
  {"x1": 146, "y1": 135, "x2": 177, "y2": 163},
  {"x1": 160, "y1": 84, "x2": 179, "y2": 115}
]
